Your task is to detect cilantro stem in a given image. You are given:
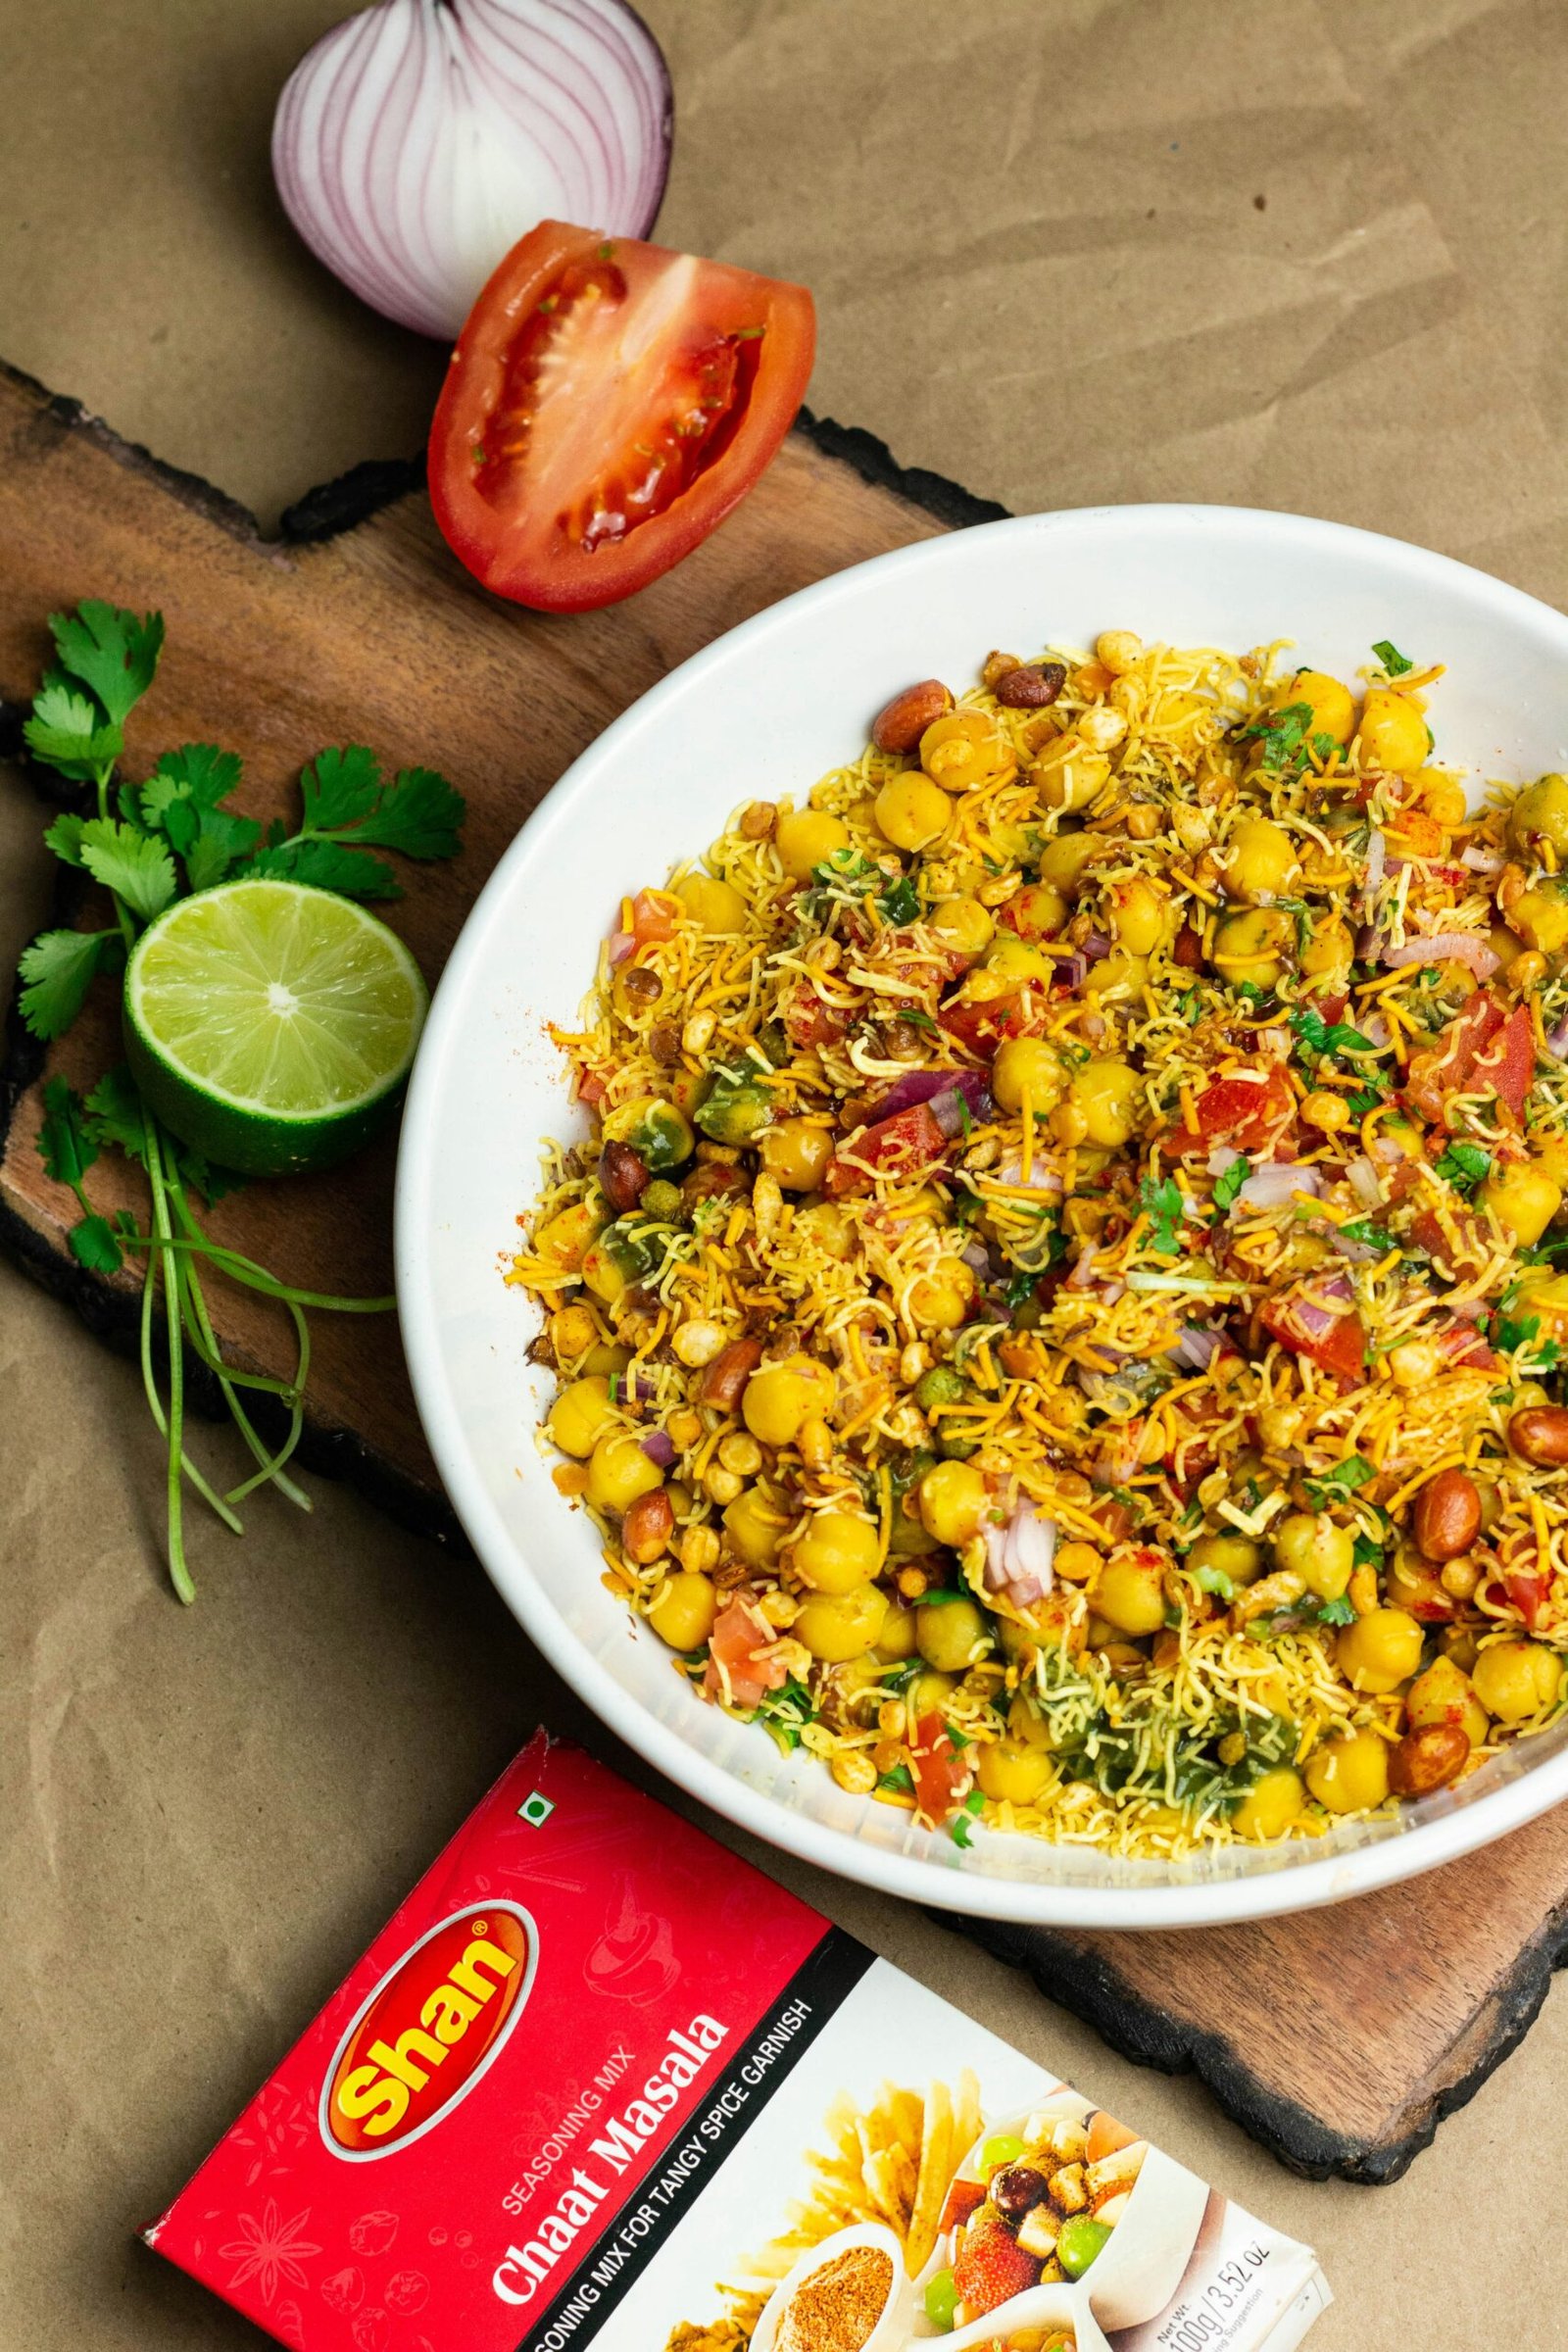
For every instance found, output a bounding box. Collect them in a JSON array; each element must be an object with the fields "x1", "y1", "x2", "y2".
[
  {"x1": 120, "y1": 1231, "x2": 395, "y2": 1313},
  {"x1": 164, "y1": 1170, "x2": 313, "y2": 1511},
  {"x1": 142, "y1": 1110, "x2": 196, "y2": 1601}
]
